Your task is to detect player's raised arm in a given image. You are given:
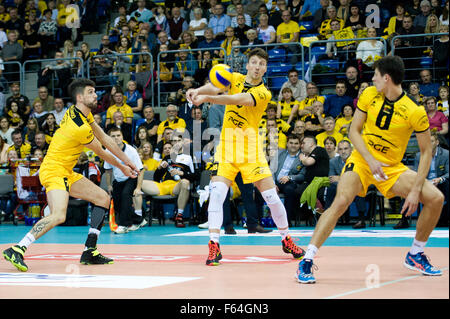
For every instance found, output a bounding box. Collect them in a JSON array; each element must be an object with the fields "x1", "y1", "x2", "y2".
[
  {"x1": 192, "y1": 91, "x2": 255, "y2": 107},
  {"x1": 186, "y1": 82, "x2": 226, "y2": 104}
]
